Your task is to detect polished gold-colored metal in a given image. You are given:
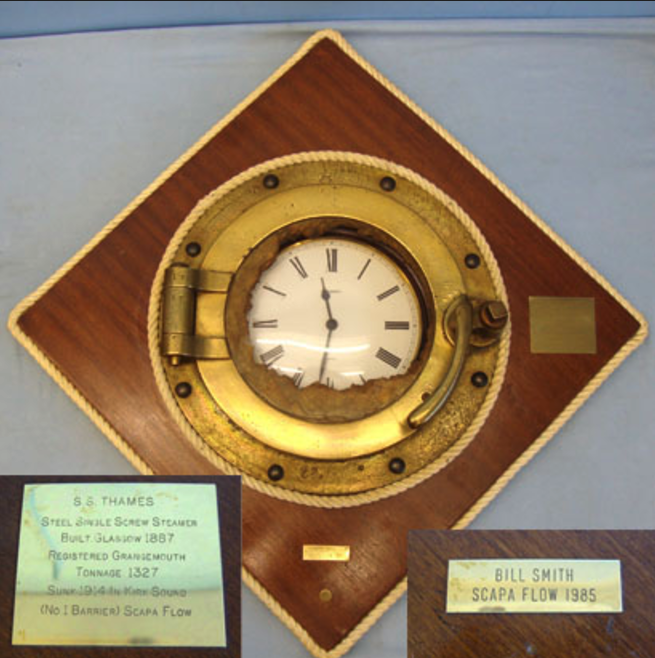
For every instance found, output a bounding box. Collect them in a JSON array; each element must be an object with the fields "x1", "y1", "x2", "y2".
[
  {"x1": 159, "y1": 159, "x2": 506, "y2": 494},
  {"x1": 529, "y1": 296, "x2": 597, "y2": 354},
  {"x1": 13, "y1": 482, "x2": 227, "y2": 647},
  {"x1": 303, "y1": 545, "x2": 351, "y2": 562},
  {"x1": 446, "y1": 559, "x2": 623, "y2": 614}
]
